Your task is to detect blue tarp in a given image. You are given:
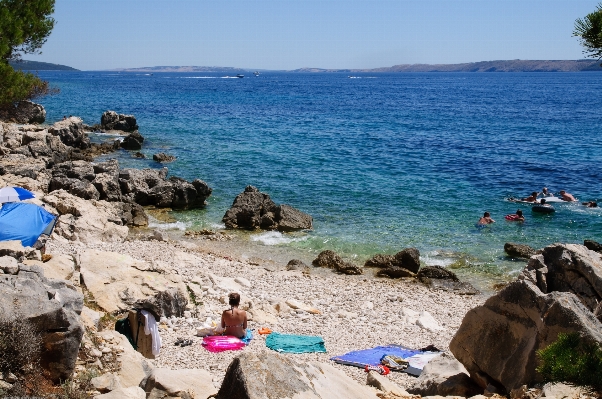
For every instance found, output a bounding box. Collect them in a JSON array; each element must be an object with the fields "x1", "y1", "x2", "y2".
[
  {"x1": 265, "y1": 332, "x2": 327, "y2": 354},
  {"x1": 0, "y1": 202, "x2": 57, "y2": 247}
]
